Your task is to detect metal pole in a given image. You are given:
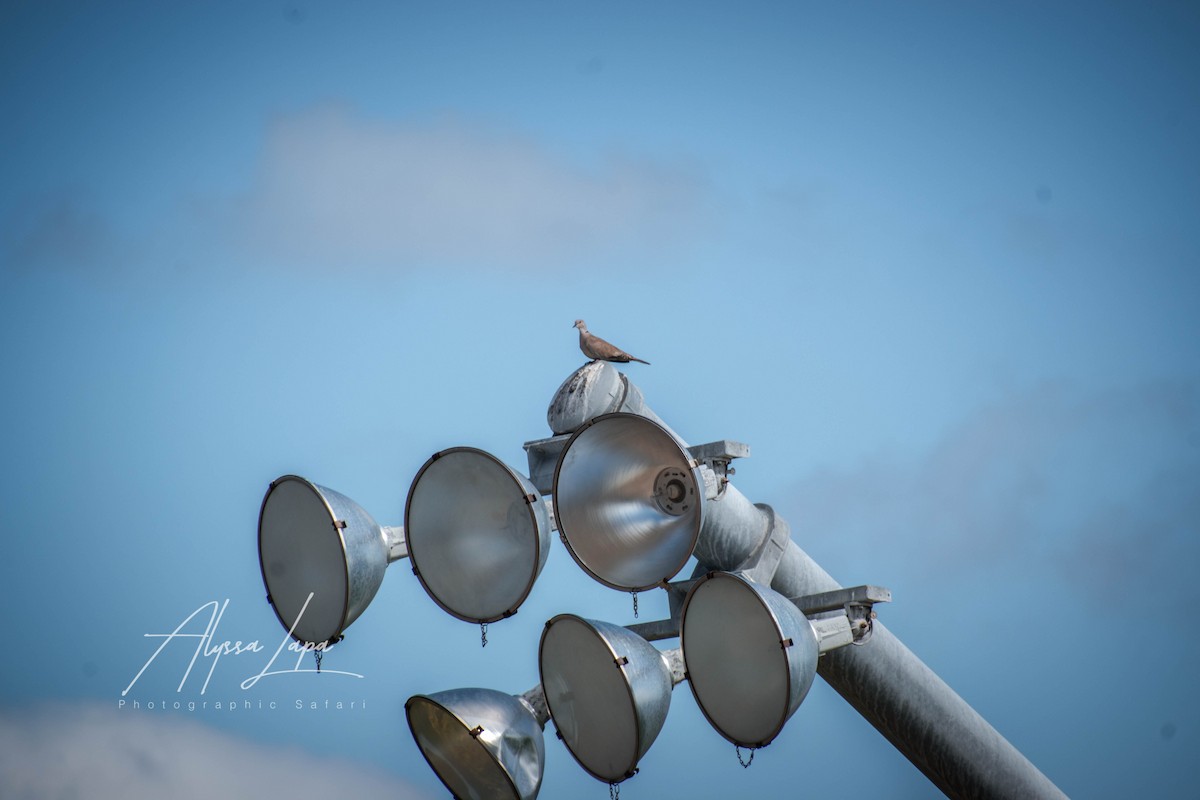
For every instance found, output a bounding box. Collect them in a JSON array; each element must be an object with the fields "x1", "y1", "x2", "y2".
[
  {"x1": 771, "y1": 543, "x2": 1067, "y2": 800},
  {"x1": 542, "y1": 363, "x2": 1068, "y2": 800}
]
